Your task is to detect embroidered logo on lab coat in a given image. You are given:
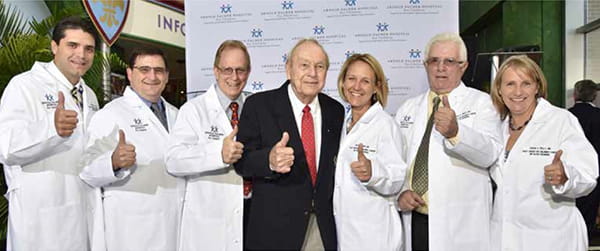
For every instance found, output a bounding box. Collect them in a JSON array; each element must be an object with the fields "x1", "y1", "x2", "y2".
[
  {"x1": 42, "y1": 93, "x2": 58, "y2": 110},
  {"x1": 398, "y1": 115, "x2": 414, "y2": 128},
  {"x1": 130, "y1": 118, "x2": 149, "y2": 132},
  {"x1": 205, "y1": 125, "x2": 224, "y2": 140}
]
